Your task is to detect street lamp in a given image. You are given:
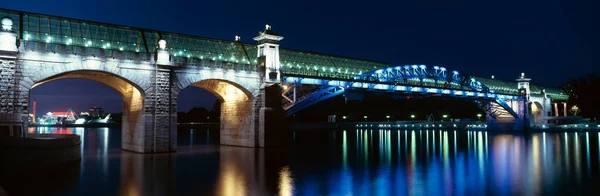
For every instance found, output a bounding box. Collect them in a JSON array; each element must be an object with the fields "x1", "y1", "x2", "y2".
[
  {"x1": 364, "y1": 116, "x2": 368, "y2": 121},
  {"x1": 410, "y1": 114, "x2": 415, "y2": 120},
  {"x1": 342, "y1": 116, "x2": 347, "y2": 120},
  {"x1": 442, "y1": 114, "x2": 448, "y2": 122},
  {"x1": 477, "y1": 113, "x2": 482, "y2": 121},
  {"x1": 386, "y1": 115, "x2": 391, "y2": 122}
]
